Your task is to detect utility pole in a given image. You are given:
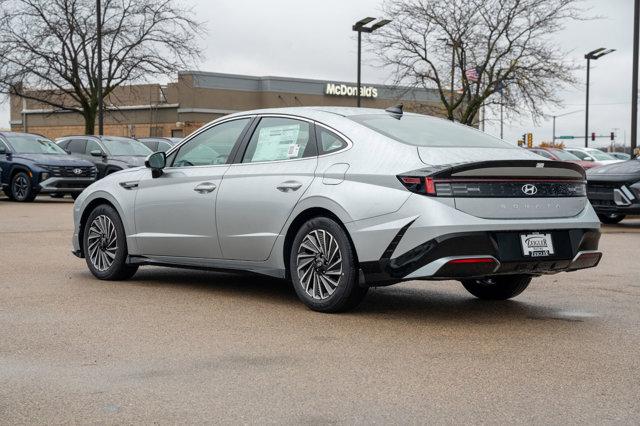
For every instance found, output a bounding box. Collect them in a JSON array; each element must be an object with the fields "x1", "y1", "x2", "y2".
[
  {"x1": 632, "y1": 0, "x2": 639, "y2": 156},
  {"x1": 96, "y1": 0, "x2": 104, "y2": 135}
]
